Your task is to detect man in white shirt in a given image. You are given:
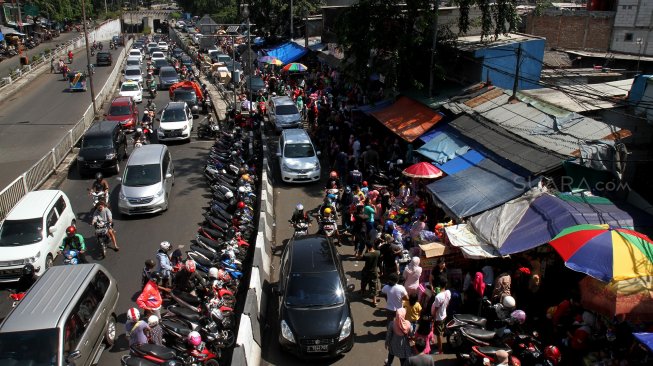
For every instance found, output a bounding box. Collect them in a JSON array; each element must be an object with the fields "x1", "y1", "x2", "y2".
[
  {"x1": 431, "y1": 279, "x2": 451, "y2": 354},
  {"x1": 381, "y1": 273, "x2": 408, "y2": 319}
]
